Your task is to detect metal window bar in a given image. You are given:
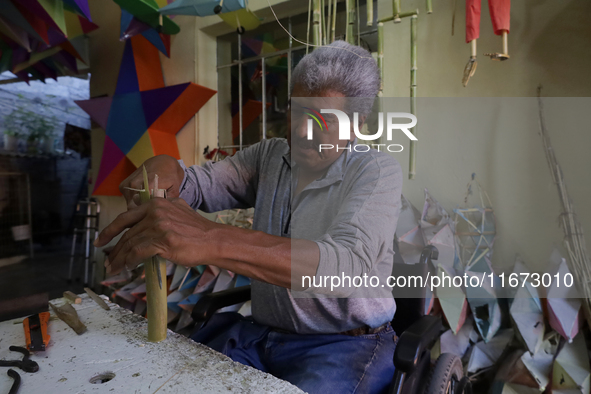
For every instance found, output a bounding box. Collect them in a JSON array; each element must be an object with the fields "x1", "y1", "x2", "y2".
[
  {"x1": 218, "y1": 26, "x2": 301, "y2": 151},
  {"x1": 217, "y1": 45, "x2": 306, "y2": 70}
]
